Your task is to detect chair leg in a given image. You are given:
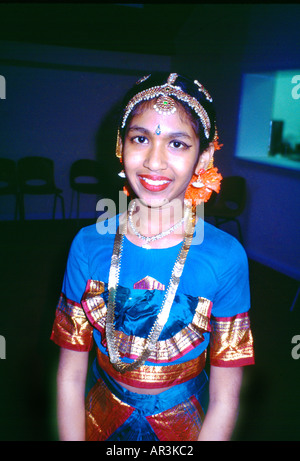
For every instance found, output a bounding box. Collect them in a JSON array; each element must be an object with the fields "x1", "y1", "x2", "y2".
[
  {"x1": 76, "y1": 192, "x2": 80, "y2": 220},
  {"x1": 235, "y1": 218, "x2": 243, "y2": 245},
  {"x1": 19, "y1": 193, "x2": 25, "y2": 220},
  {"x1": 53, "y1": 194, "x2": 57, "y2": 219},
  {"x1": 60, "y1": 195, "x2": 65, "y2": 219},
  {"x1": 53, "y1": 194, "x2": 65, "y2": 219},
  {"x1": 14, "y1": 193, "x2": 19, "y2": 220},
  {"x1": 70, "y1": 190, "x2": 74, "y2": 219}
]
